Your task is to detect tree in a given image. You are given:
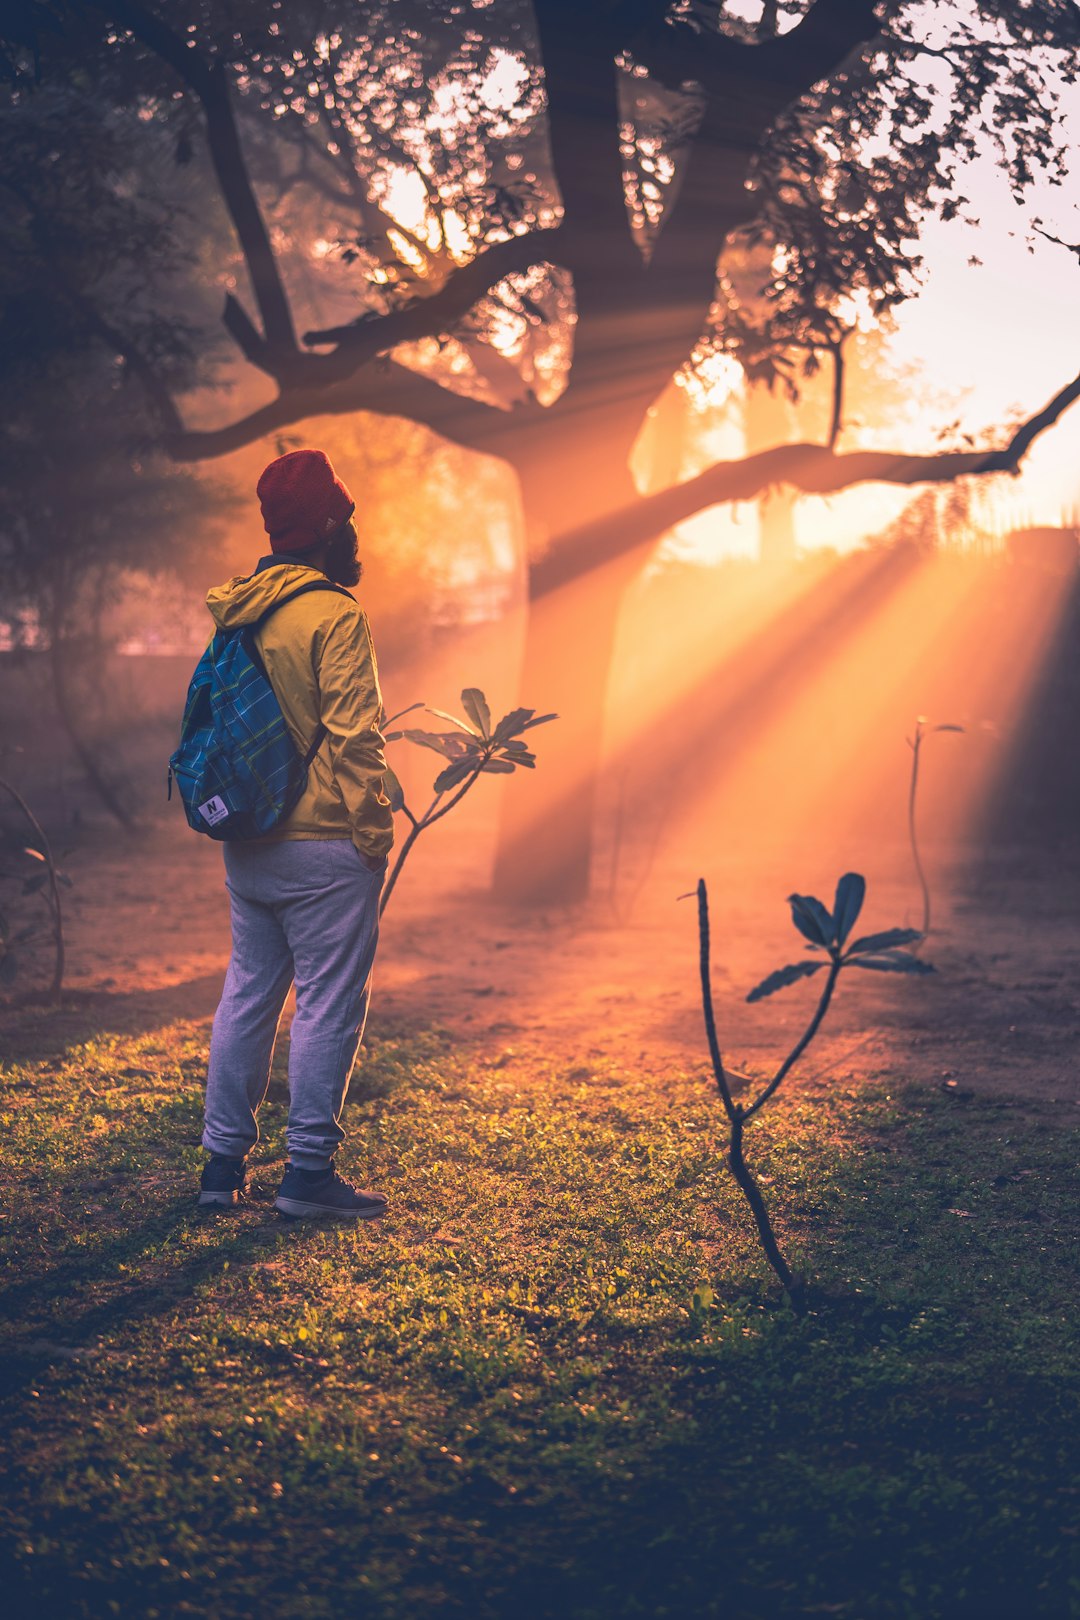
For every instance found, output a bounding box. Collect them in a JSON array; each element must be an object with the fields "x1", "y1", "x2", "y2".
[
  {"x1": 0, "y1": 76, "x2": 229, "y2": 823},
  {"x1": 4, "y1": 0, "x2": 1079, "y2": 890}
]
